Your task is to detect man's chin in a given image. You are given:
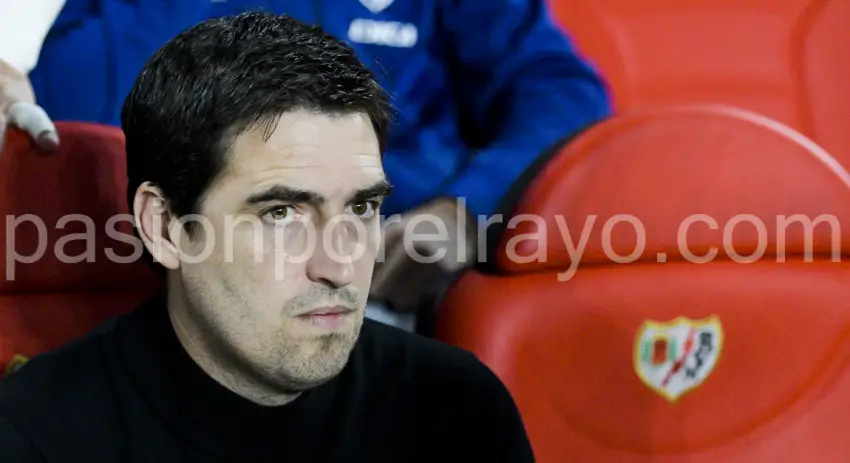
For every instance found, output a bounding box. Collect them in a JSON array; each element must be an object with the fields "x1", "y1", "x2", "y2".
[
  {"x1": 295, "y1": 319, "x2": 361, "y2": 356},
  {"x1": 282, "y1": 338, "x2": 358, "y2": 390}
]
